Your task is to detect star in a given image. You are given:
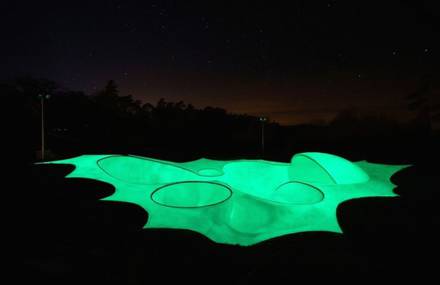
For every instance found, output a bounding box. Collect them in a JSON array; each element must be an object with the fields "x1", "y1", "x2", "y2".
[{"x1": 159, "y1": 9, "x2": 167, "y2": 16}]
